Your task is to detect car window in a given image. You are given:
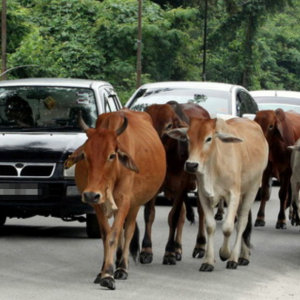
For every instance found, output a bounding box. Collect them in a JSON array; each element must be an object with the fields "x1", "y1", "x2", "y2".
[
  {"x1": 254, "y1": 96, "x2": 300, "y2": 113},
  {"x1": 237, "y1": 91, "x2": 259, "y2": 117},
  {"x1": 129, "y1": 87, "x2": 231, "y2": 116},
  {"x1": 0, "y1": 86, "x2": 98, "y2": 131}
]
